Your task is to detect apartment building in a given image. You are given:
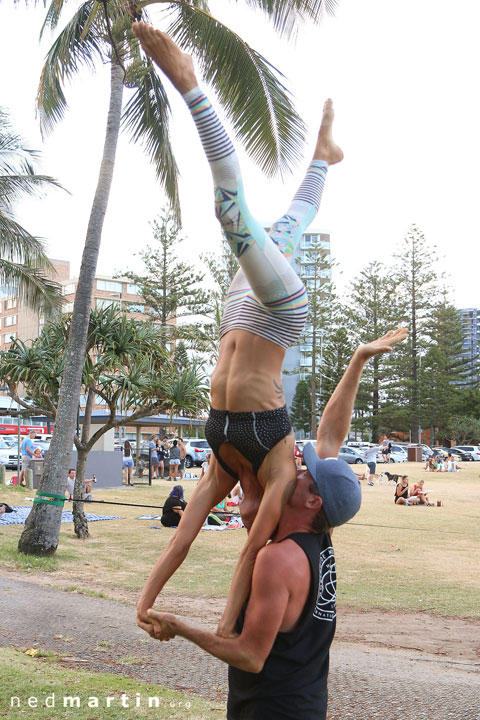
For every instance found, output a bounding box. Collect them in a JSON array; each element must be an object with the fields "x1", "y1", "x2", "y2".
[
  {"x1": 0, "y1": 262, "x2": 155, "y2": 352},
  {"x1": 0, "y1": 259, "x2": 71, "y2": 351},
  {"x1": 459, "y1": 307, "x2": 480, "y2": 382},
  {"x1": 61, "y1": 275, "x2": 148, "y2": 320},
  {"x1": 281, "y1": 229, "x2": 332, "y2": 413}
]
